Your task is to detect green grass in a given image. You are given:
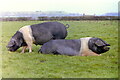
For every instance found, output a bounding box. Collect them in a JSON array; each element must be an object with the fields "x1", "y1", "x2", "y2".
[{"x1": 1, "y1": 20, "x2": 118, "y2": 78}]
